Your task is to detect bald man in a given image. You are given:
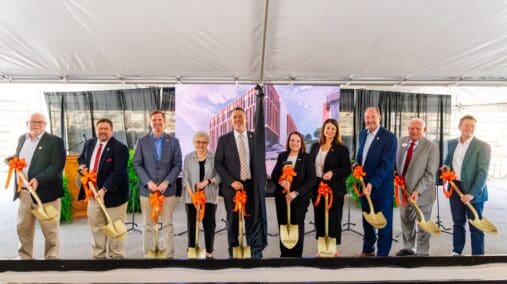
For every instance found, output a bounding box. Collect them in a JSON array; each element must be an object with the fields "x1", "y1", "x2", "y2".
[
  {"x1": 11, "y1": 113, "x2": 66, "y2": 259},
  {"x1": 395, "y1": 118, "x2": 439, "y2": 256}
]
